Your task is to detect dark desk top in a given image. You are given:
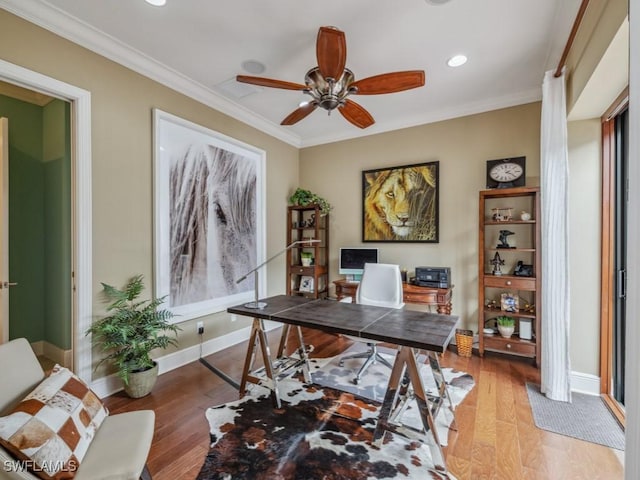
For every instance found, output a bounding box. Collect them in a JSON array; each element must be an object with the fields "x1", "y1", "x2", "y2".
[{"x1": 228, "y1": 295, "x2": 459, "y2": 353}]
